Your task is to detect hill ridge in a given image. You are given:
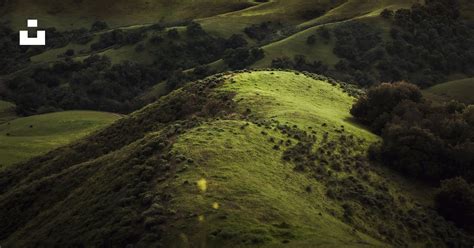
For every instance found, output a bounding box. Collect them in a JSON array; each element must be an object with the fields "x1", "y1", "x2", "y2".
[{"x1": 1, "y1": 69, "x2": 472, "y2": 247}]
